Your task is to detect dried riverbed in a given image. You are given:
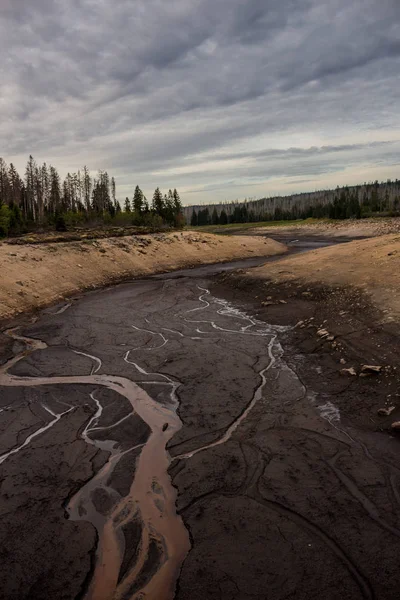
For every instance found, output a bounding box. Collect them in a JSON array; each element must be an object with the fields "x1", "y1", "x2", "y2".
[{"x1": 1, "y1": 249, "x2": 400, "y2": 599}]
